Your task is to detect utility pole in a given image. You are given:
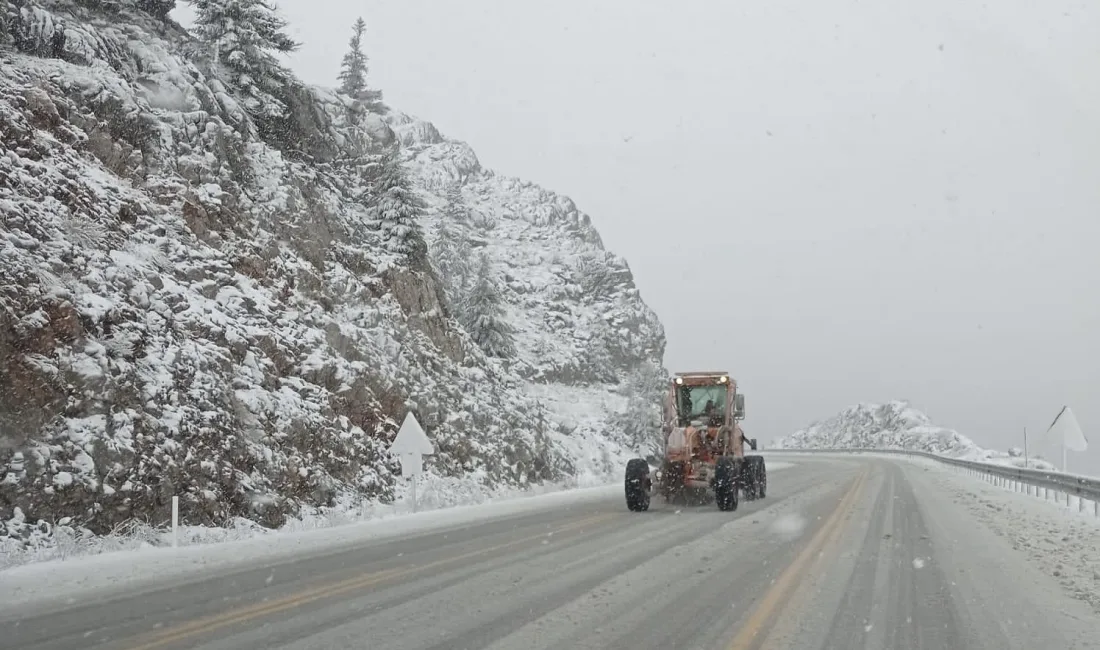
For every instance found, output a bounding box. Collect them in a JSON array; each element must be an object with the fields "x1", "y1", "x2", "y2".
[{"x1": 1023, "y1": 426, "x2": 1028, "y2": 468}]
